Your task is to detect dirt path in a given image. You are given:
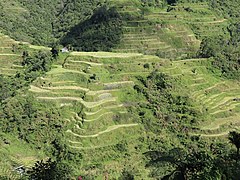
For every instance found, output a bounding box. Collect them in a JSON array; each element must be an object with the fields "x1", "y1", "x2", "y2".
[
  {"x1": 46, "y1": 65, "x2": 86, "y2": 75},
  {"x1": 115, "y1": 72, "x2": 150, "y2": 76},
  {"x1": 68, "y1": 60, "x2": 103, "y2": 66},
  {"x1": 199, "y1": 132, "x2": 228, "y2": 137},
  {"x1": 204, "y1": 81, "x2": 226, "y2": 91},
  {"x1": 173, "y1": 58, "x2": 208, "y2": 63},
  {"x1": 29, "y1": 85, "x2": 50, "y2": 93},
  {"x1": 210, "y1": 102, "x2": 240, "y2": 115},
  {"x1": 44, "y1": 86, "x2": 89, "y2": 92},
  {"x1": 201, "y1": 114, "x2": 240, "y2": 130},
  {"x1": 37, "y1": 96, "x2": 117, "y2": 109},
  {"x1": 70, "y1": 51, "x2": 142, "y2": 58},
  {"x1": 82, "y1": 97, "x2": 117, "y2": 108},
  {"x1": 0, "y1": 53, "x2": 20, "y2": 56},
  {"x1": 204, "y1": 19, "x2": 227, "y2": 24},
  {"x1": 66, "y1": 123, "x2": 138, "y2": 138},
  {"x1": 68, "y1": 143, "x2": 118, "y2": 149},
  {"x1": 191, "y1": 19, "x2": 227, "y2": 24},
  {"x1": 202, "y1": 93, "x2": 224, "y2": 104},
  {"x1": 86, "y1": 89, "x2": 119, "y2": 96},
  {"x1": 84, "y1": 111, "x2": 127, "y2": 122},
  {"x1": 190, "y1": 131, "x2": 230, "y2": 137},
  {"x1": 0, "y1": 68, "x2": 16, "y2": 71},
  {"x1": 84, "y1": 112, "x2": 114, "y2": 122},
  {"x1": 210, "y1": 97, "x2": 236, "y2": 109},
  {"x1": 37, "y1": 96, "x2": 82, "y2": 101},
  {"x1": 51, "y1": 81, "x2": 76, "y2": 84},
  {"x1": 104, "y1": 81, "x2": 134, "y2": 86},
  {"x1": 202, "y1": 88, "x2": 240, "y2": 105}
]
